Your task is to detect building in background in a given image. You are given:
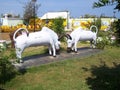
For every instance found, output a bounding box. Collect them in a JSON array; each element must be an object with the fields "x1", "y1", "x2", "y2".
[
  {"x1": 0, "y1": 12, "x2": 117, "y2": 32},
  {"x1": 70, "y1": 18, "x2": 115, "y2": 30},
  {"x1": 40, "y1": 11, "x2": 70, "y2": 30},
  {"x1": 0, "y1": 14, "x2": 23, "y2": 26},
  {"x1": 40, "y1": 11, "x2": 116, "y2": 31}
]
